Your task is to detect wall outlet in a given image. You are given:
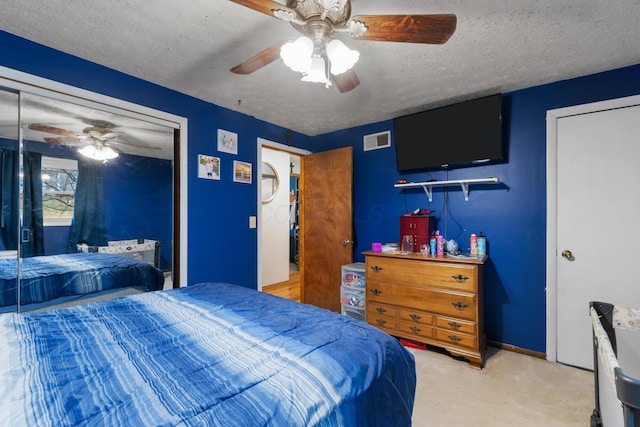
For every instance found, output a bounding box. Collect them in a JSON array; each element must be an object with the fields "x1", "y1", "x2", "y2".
[{"x1": 249, "y1": 216, "x2": 257, "y2": 229}]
